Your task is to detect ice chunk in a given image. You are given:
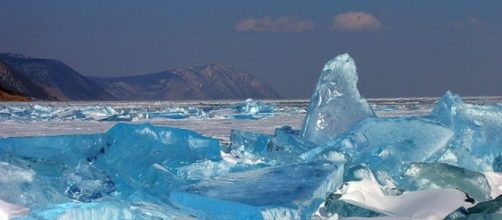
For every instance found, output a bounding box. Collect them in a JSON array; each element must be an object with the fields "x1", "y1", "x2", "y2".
[
  {"x1": 233, "y1": 99, "x2": 276, "y2": 119},
  {"x1": 0, "y1": 161, "x2": 69, "y2": 207},
  {"x1": 101, "y1": 123, "x2": 221, "y2": 169},
  {"x1": 19, "y1": 105, "x2": 56, "y2": 121},
  {"x1": 99, "y1": 114, "x2": 134, "y2": 122},
  {"x1": 63, "y1": 163, "x2": 116, "y2": 202},
  {"x1": 301, "y1": 54, "x2": 375, "y2": 145},
  {"x1": 228, "y1": 126, "x2": 317, "y2": 165},
  {"x1": 302, "y1": 117, "x2": 454, "y2": 184},
  {"x1": 0, "y1": 133, "x2": 108, "y2": 167},
  {"x1": 445, "y1": 195, "x2": 502, "y2": 219},
  {"x1": 227, "y1": 129, "x2": 271, "y2": 156},
  {"x1": 0, "y1": 130, "x2": 108, "y2": 198},
  {"x1": 336, "y1": 164, "x2": 475, "y2": 219},
  {"x1": 431, "y1": 91, "x2": 464, "y2": 127},
  {"x1": 80, "y1": 106, "x2": 120, "y2": 121},
  {"x1": 170, "y1": 161, "x2": 343, "y2": 220},
  {"x1": 433, "y1": 91, "x2": 502, "y2": 172},
  {"x1": 463, "y1": 195, "x2": 502, "y2": 216},
  {"x1": 321, "y1": 193, "x2": 384, "y2": 218},
  {"x1": 343, "y1": 164, "x2": 401, "y2": 196},
  {"x1": 404, "y1": 162, "x2": 492, "y2": 202},
  {"x1": 269, "y1": 126, "x2": 317, "y2": 158},
  {"x1": 315, "y1": 165, "x2": 393, "y2": 219},
  {"x1": 148, "y1": 107, "x2": 210, "y2": 120},
  {"x1": 176, "y1": 160, "x2": 260, "y2": 181},
  {"x1": 96, "y1": 123, "x2": 221, "y2": 199}
]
